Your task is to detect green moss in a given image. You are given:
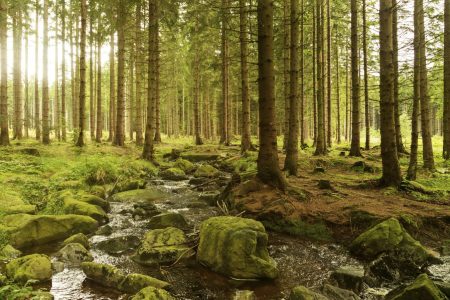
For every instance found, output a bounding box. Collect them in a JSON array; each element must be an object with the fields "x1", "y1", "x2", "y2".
[
  {"x1": 350, "y1": 218, "x2": 435, "y2": 265},
  {"x1": 0, "y1": 214, "x2": 98, "y2": 249},
  {"x1": 197, "y1": 216, "x2": 278, "y2": 280},
  {"x1": 387, "y1": 274, "x2": 447, "y2": 300},
  {"x1": 160, "y1": 168, "x2": 187, "y2": 181},
  {"x1": 147, "y1": 212, "x2": 188, "y2": 230},
  {"x1": 0, "y1": 245, "x2": 22, "y2": 260},
  {"x1": 131, "y1": 286, "x2": 175, "y2": 300},
  {"x1": 111, "y1": 189, "x2": 168, "y2": 203},
  {"x1": 63, "y1": 198, "x2": 108, "y2": 224},
  {"x1": 6, "y1": 254, "x2": 52, "y2": 284},
  {"x1": 0, "y1": 283, "x2": 53, "y2": 300},
  {"x1": 173, "y1": 158, "x2": 196, "y2": 173},
  {"x1": 262, "y1": 218, "x2": 332, "y2": 242},
  {"x1": 289, "y1": 286, "x2": 328, "y2": 300},
  {"x1": 81, "y1": 262, "x2": 126, "y2": 288},
  {"x1": 133, "y1": 227, "x2": 194, "y2": 266},
  {"x1": 194, "y1": 164, "x2": 220, "y2": 178},
  {"x1": 62, "y1": 233, "x2": 90, "y2": 249},
  {"x1": 118, "y1": 274, "x2": 170, "y2": 294}
]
